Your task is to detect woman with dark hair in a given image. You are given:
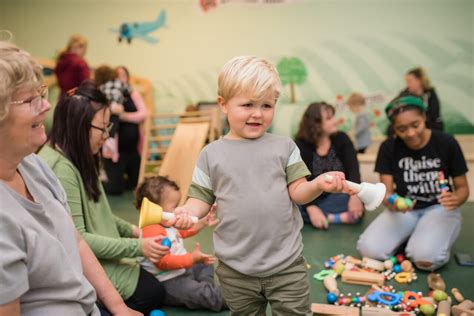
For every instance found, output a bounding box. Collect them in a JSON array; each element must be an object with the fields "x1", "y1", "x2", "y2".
[
  {"x1": 295, "y1": 102, "x2": 364, "y2": 229},
  {"x1": 399, "y1": 67, "x2": 443, "y2": 131},
  {"x1": 358, "y1": 96, "x2": 469, "y2": 270},
  {"x1": 38, "y1": 81, "x2": 167, "y2": 315}
]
